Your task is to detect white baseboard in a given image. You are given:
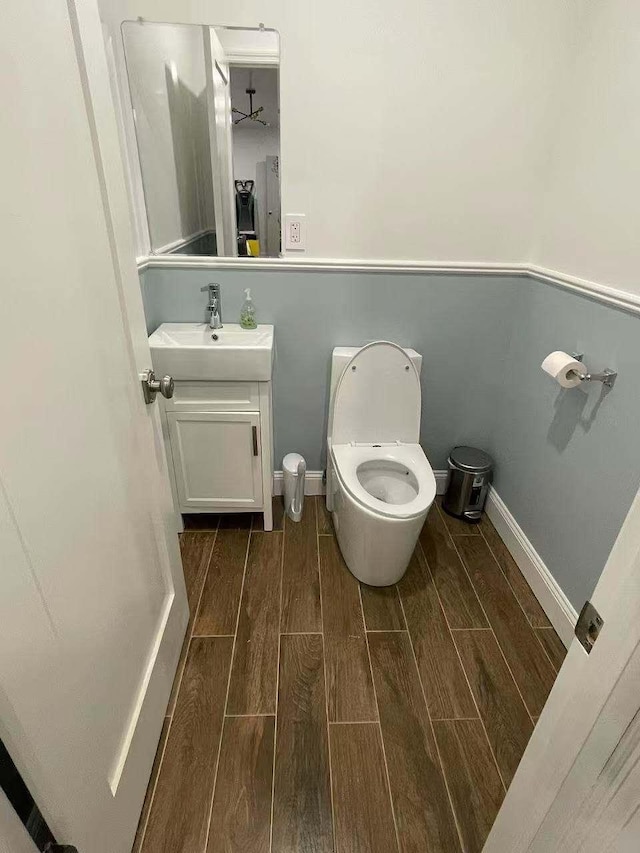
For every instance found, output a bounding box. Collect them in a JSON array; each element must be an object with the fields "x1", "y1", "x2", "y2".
[
  {"x1": 273, "y1": 468, "x2": 449, "y2": 498},
  {"x1": 272, "y1": 470, "x2": 325, "y2": 496},
  {"x1": 485, "y1": 486, "x2": 577, "y2": 648},
  {"x1": 434, "y1": 470, "x2": 448, "y2": 495}
]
